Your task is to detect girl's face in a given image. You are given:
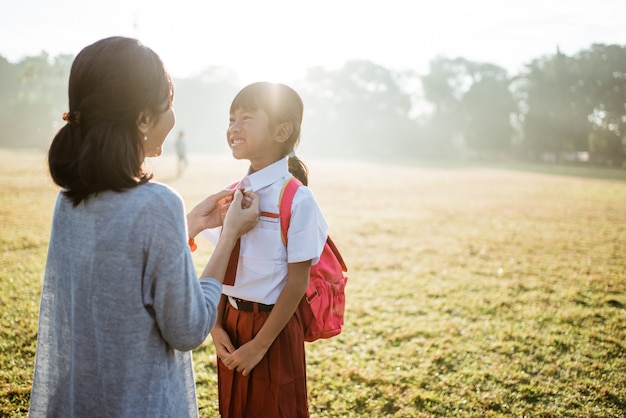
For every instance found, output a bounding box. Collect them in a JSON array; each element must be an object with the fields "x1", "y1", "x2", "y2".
[{"x1": 227, "y1": 107, "x2": 283, "y2": 171}]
